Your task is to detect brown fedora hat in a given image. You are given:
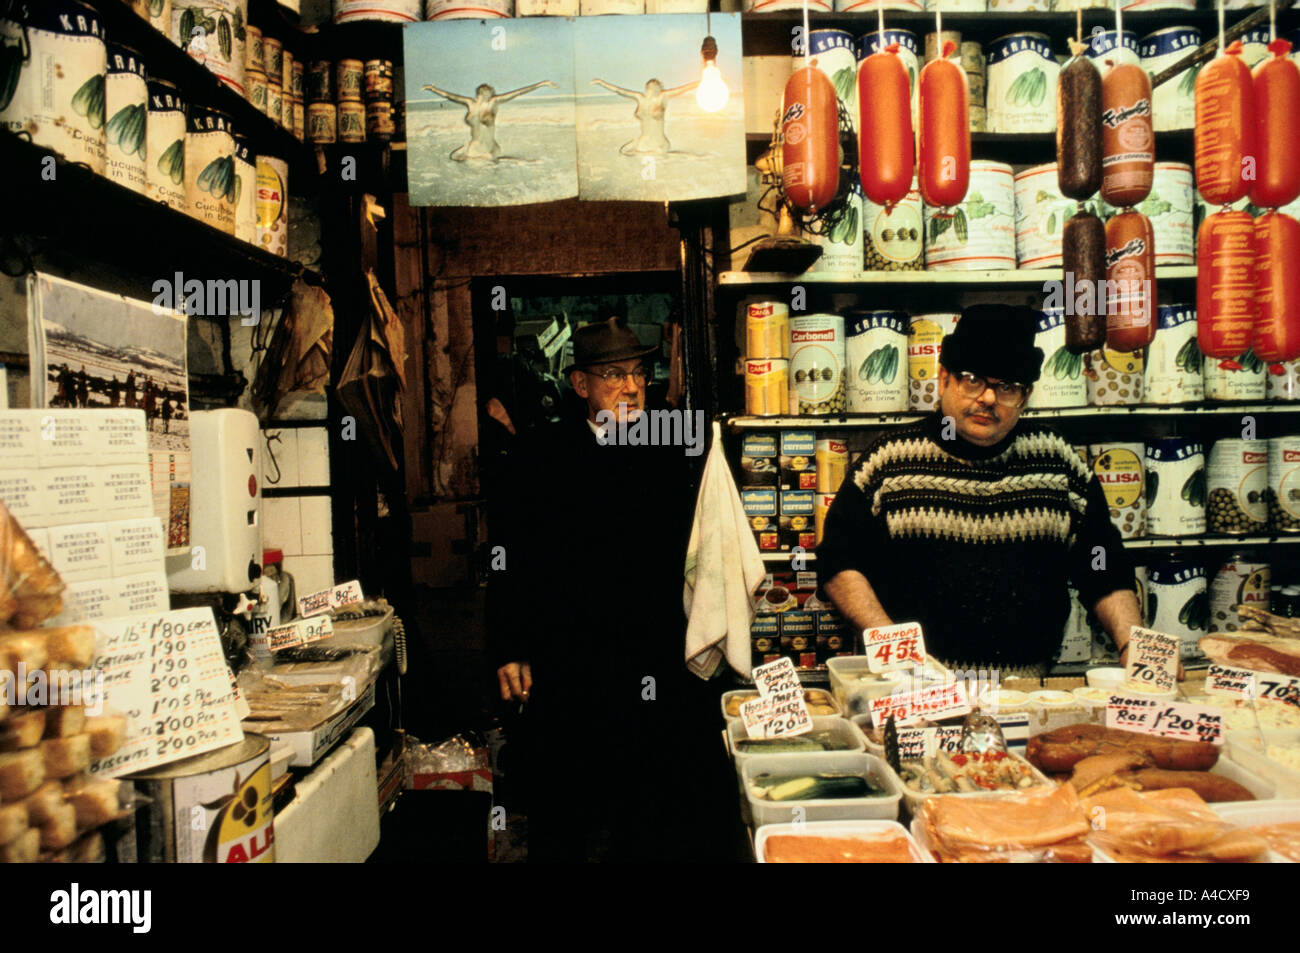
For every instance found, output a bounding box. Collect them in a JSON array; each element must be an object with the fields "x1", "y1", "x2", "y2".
[{"x1": 563, "y1": 317, "x2": 658, "y2": 375}]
